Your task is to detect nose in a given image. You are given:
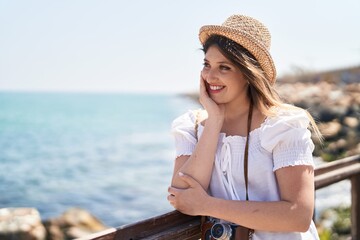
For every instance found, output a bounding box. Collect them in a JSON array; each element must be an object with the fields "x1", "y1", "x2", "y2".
[{"x1": 202, "y1": 68, "x2": 218, "y2": 83}]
